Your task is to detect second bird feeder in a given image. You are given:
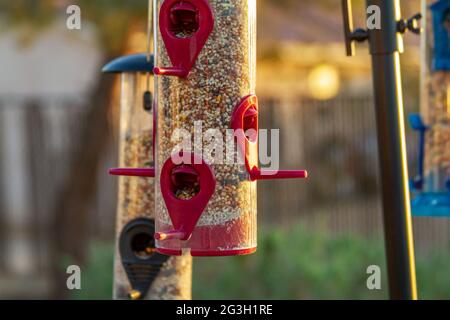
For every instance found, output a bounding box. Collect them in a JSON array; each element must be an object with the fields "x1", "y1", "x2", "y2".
[{"x1": 409, "y1": 0, "x2": 450, "y2": 217}]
